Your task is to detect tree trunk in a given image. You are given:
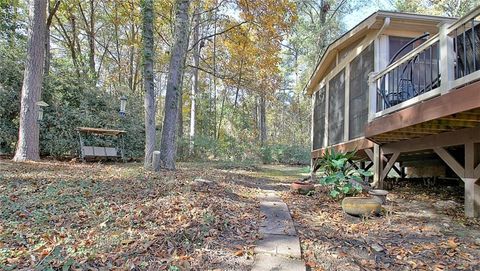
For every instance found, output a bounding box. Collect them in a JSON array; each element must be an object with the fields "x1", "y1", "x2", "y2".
[
  {"x1": 142, "y1": 0, "x2": 155, "y2": 169},
  {"x1": 259, "y1": 94, "x2": 267, "y2": 146},
  {"x1": 177, "y1": 85, "x2": 184, "y2": 156},
  {"x1": 189, "y1": 2, "x2": 201, "y2": 155},
  {"x1": 158, "y1": 0, "x2": 191, "y2": 170},
  {"x1": 88, "y1": 0, "x2": 95, "y2": 78},
  {"x1": 44, "y1": 0, "x2": 61, "y2": 77},
  {"x1": 13, "y1": 0, "x2": 47, "y2": 162}
]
